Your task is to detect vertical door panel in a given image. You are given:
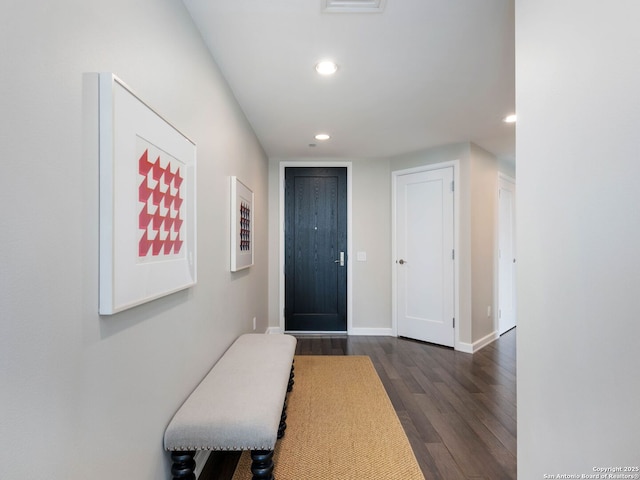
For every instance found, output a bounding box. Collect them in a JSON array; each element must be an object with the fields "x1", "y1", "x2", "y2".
[
  {"x1": 396, "y1": 167, "x2": 454, "y2": 346},
  {"x1": 498, "y1": 177, "x2": 517, "y2": 334},
  {"x1": 285, "y1": 167, "x2": 347, "y2": 331}
]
